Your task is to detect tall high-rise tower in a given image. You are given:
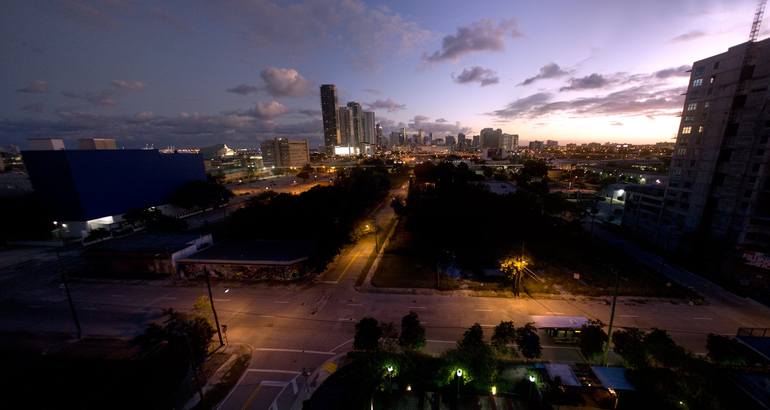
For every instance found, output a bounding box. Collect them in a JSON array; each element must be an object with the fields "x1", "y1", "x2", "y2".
[
  {"x1": 347, "y1": 102, "x2": 364, "y2": 146},
  {"x1": 320, "y1": 84, "x2": 340, "y2": 154}
]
